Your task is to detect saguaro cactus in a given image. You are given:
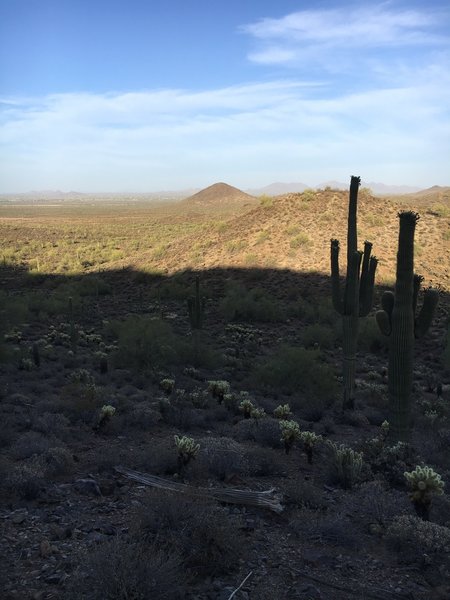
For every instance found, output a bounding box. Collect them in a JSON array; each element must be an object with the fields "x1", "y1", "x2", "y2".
[
  {"x1": 187, "y1": 276, "x2": 205, "y2": 330},
  {"x1": 376, "y1": 211, "x2": 439, "y2": 442},
  {"x1": 331, "y1": 176, "x2": 378, "y2": 409},
  {"x1": 187, "y1": 276, "x2": 205, "y2": 365}
]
